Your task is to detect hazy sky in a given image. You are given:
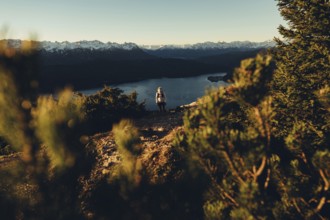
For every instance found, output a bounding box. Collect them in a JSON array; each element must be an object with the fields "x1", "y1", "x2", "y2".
[{"x1": 1, "y1": 0, "x2": 285, "y2": 45}]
